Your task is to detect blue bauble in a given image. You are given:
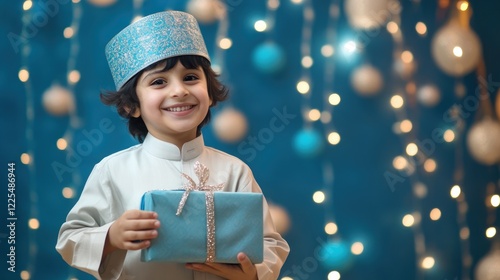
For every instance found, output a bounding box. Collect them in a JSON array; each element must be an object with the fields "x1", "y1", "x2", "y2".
[
  {"x1": 318, "y1": 240, "x2": 353, "y2": 270},
  {"x1": 292, "y1": 129, "x2": 324, "y2": 158},
  {"x1": 252, "y1": 42, "x2": 286, "y2": 74}
]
